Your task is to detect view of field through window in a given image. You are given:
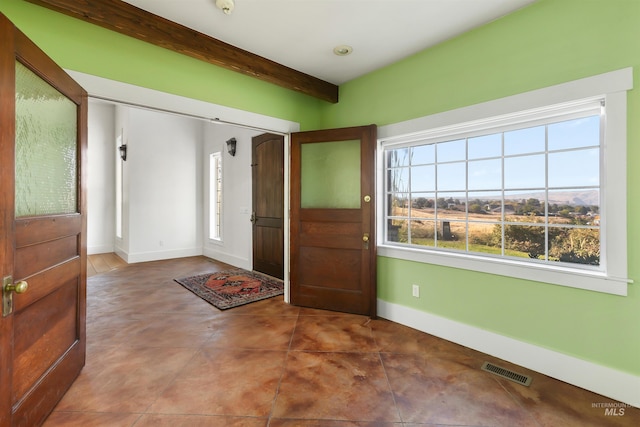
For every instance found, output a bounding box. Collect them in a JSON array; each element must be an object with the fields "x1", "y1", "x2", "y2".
[{"x1": 385, "y1": 114, "x2": 601, "y2": 267}]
